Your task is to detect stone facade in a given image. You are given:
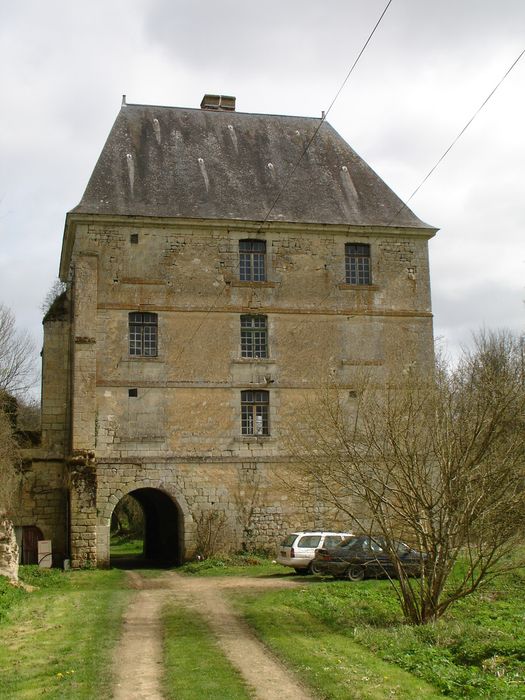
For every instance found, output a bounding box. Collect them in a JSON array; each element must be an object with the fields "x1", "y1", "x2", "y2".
[{"x1": 15, "y1": 97, "x2": 437, "y2": 567}]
